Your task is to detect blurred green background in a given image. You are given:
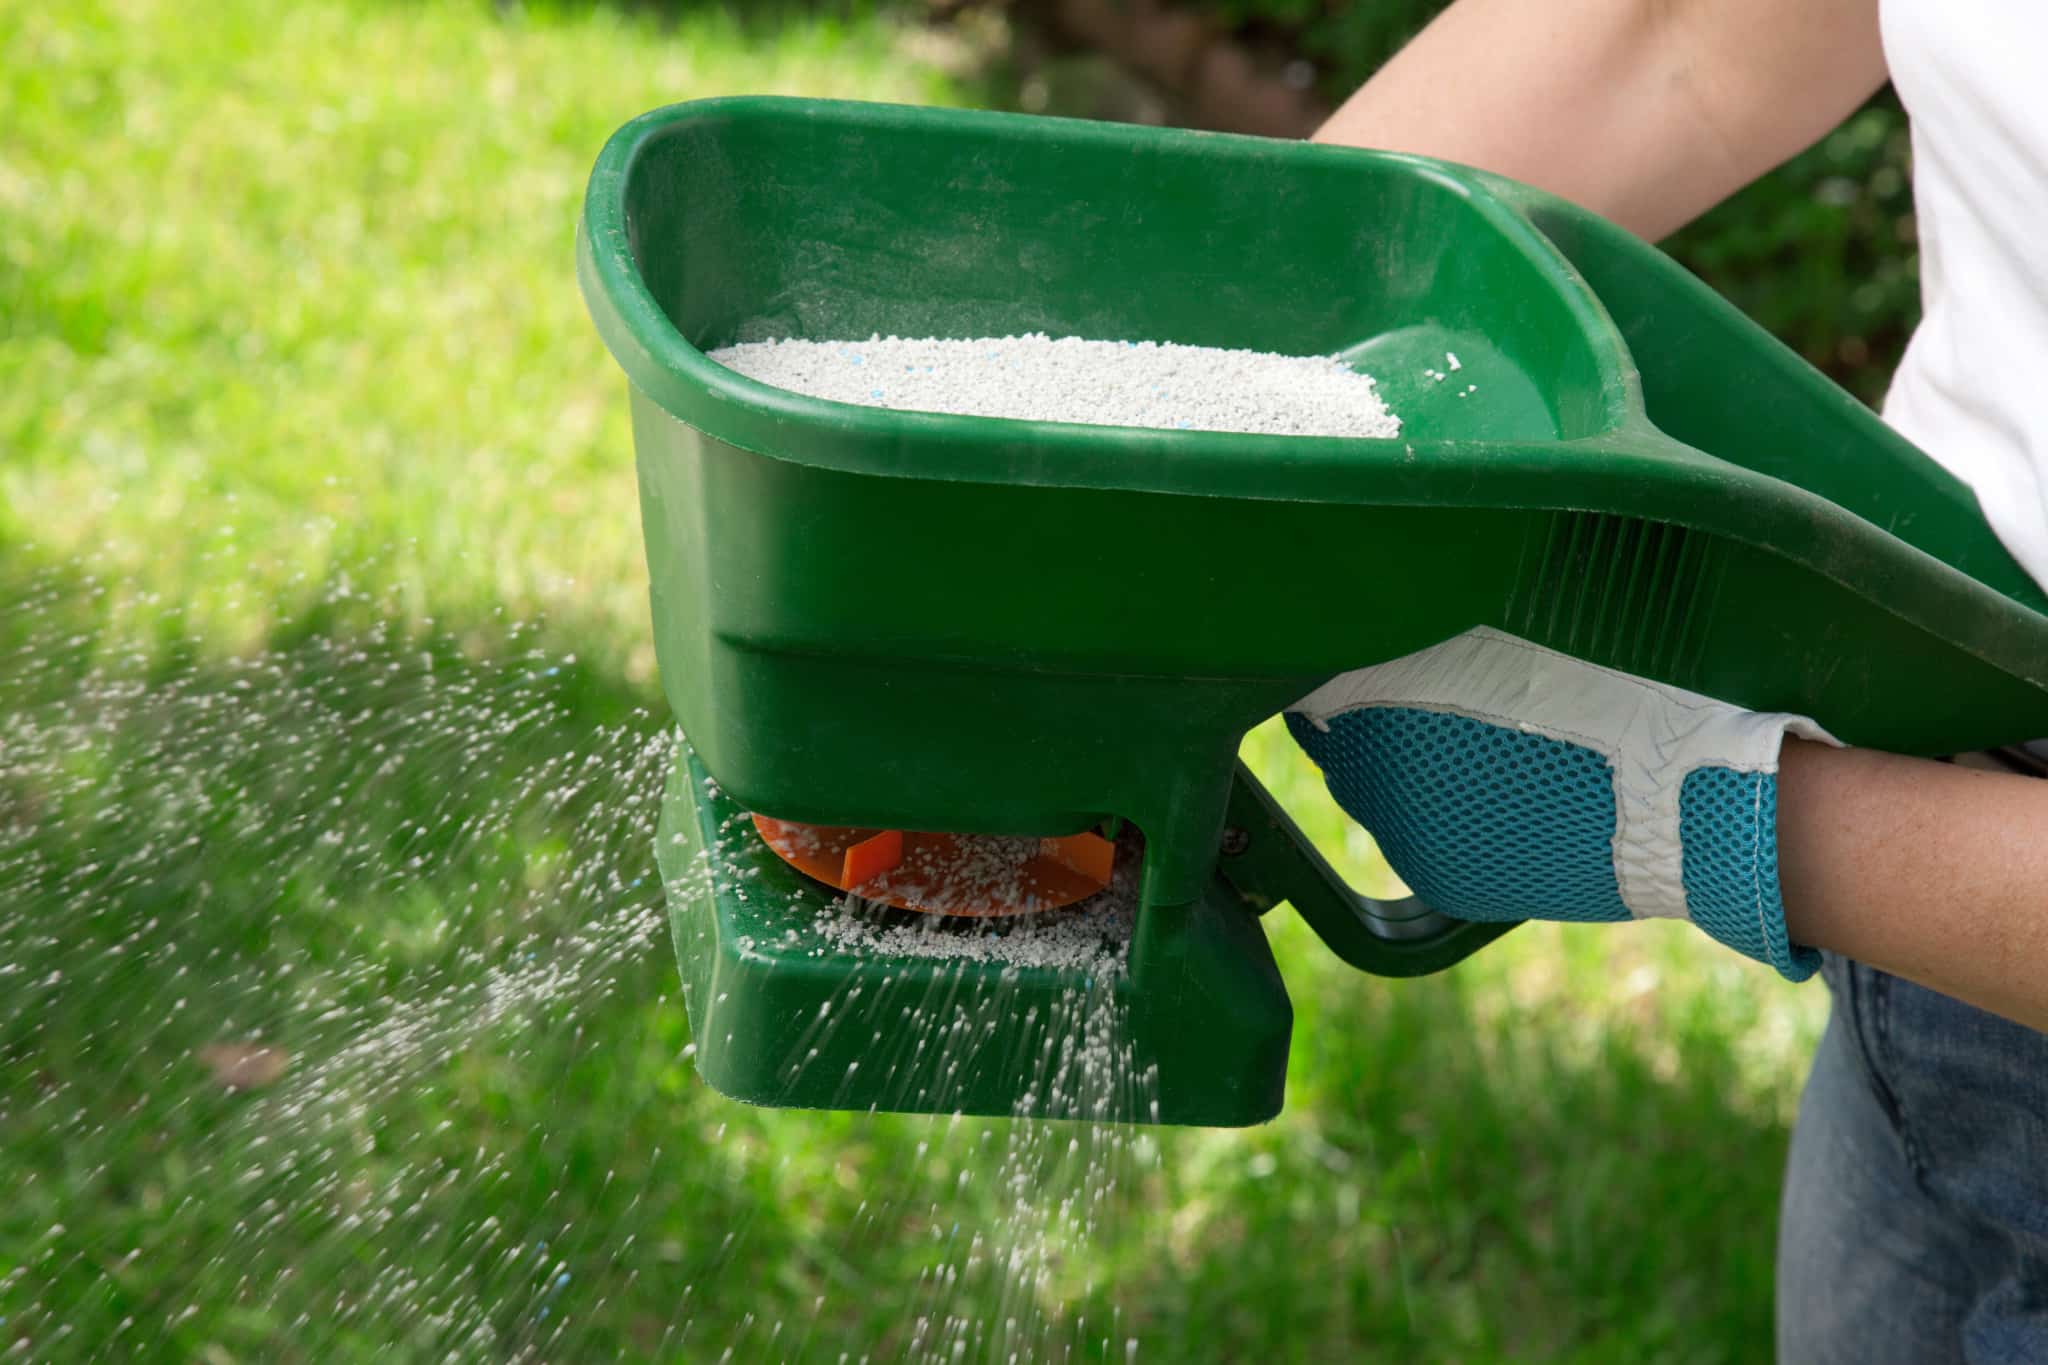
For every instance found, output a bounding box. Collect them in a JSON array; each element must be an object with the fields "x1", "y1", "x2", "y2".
[{"x1": 4, "y1": 0, "x2": 1885, "y2": 1359}]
